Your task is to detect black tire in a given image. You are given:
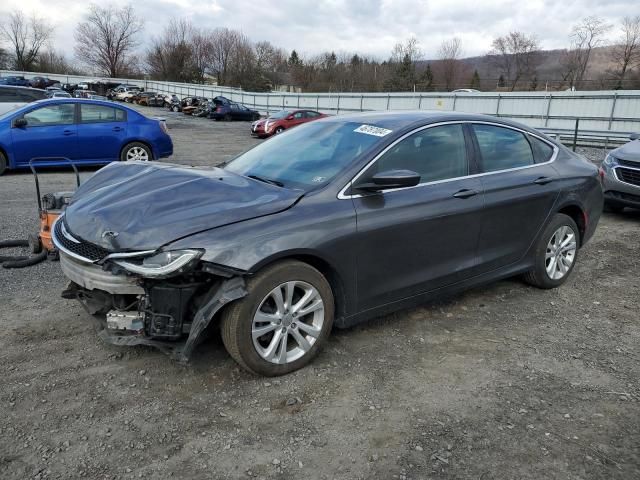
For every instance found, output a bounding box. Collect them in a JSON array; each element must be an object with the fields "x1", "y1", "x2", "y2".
[
  {"x1": 603, "y1": 201, "x2": 624, "y2": 213},
  {"x1": 0, "y1": 151, "x2": 7, "y2": 176},
  {"x1": 275, "y1": 126, "x2": 285, "y2": 134},
  {"x1": 220, "y1": 260, "x2": 334, "y2": 376},
  {"x1": 523, "y1": 213, "x2": 580, "y2": 289},
  {"x1": 120, "y1": 142, "x2": 152, "y2": 162},
  {"x1": 224, "y1": 114, "x2": 232, "y2": 121}
]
